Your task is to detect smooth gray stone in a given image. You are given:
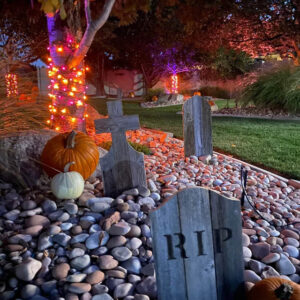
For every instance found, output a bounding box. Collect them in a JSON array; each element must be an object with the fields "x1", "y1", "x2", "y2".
[
  {"x1": 52, "y1": 233, "x2": 71, "y2": 246},
  {"x1": 140, "y1": 225, "x2": 151, "y2": 238},
  {"x1": 71, "y1": 255, "x2": 91, "y2": 270},
  {"x1": 114, "y1": 283, "x2": 134, "y2": 298},
  {"x1": 92, "y1": 294, "x2": 113, "y2": 300},
  {"x1": 64, "y1": 203, "x2": 78, "y2": 215},
  {"x1": 69, "y1": 248, "x2": 86, "y2": 259},
  {"x1": 83, "y1": 265, "x2": 100, "y2": 274},
  {"x1": 136, "y1": 276, "x2": 157, "y2": 298},
  {"x1": 21, "y1": 284, "x2": 40, "y2": 299},
  {"x1": 91, "y1": 284, "x2": 109, "y2": 295},
  {"x1": 66, "y1": 273, "x2": 87, "y2": 283},
  {"x1": 86, "y1": 232, "x2": 109, "y2": 249},
  {"x1": 15, "y1": 258, "x2": 42, "y2": 281},
  {"x1": 90, "y1": 202, "x2": 110, "y2": 213},
  {"x1": 111, "y1": 247, "x2": 132, "y2": 262},
  {"x1": 138, "y1": 197, "x2": 155, "y2": 207},
  {"x1": 121, "y1": 257, "x2": 141, "y2": 274},
  {"x1": 87, "y1": 197, "x2": 114, "y2": 206},
  {"x1": 60, "y1": 222, "x2": 73, "y2": 231},
  {"x1": 41, "y1": 199, "x2": 57, "y2": 213},
  {"x1": 105, "y1": 278, "x2": 125, "y2": 291},
  {"x1": 89, "y1": 224, "x2": 101, "y2": 233},
  {"x1": 109, "y1": 223, "x2": 131, "y2": 235},
  {"x1": 41, "y1": 280, "x2": 57, "y2": 294},
  {"x1": 38, "y1": 234, "x2": 53, "y2": 251},
  {"x1": 71, "y1": 234, "x2": 90, "y2": 244},
  {"x1": 275, "y1": 254, "x2": 296, "y2": 275},
  {"x1": 126, "y1": 238, "x2": 142, "y2": 250}
]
